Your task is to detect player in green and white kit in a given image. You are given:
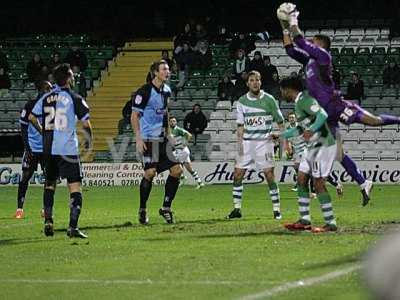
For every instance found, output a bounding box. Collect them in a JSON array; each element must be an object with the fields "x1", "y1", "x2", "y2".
[
  {"x1": 276, "y1": 76, "x2": 338, "y2": 232},
  {"x1": 286, "y1": 112, "x2": 343, "y2": 197},
  {"x1": 169, "y1": 117, "x2": 204, "y2": 189},
  {"x1": 227, "y1": 71, "x2": 287, "y2": 220}
]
